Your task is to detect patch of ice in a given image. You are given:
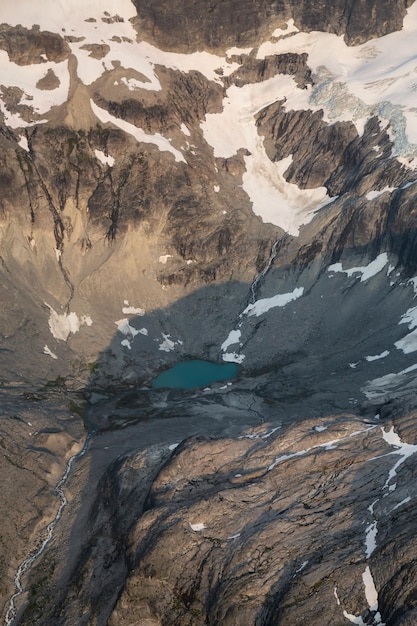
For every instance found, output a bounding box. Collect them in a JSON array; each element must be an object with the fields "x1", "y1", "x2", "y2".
[
  {"x1": 243, "y1": 287, "x2": 304, "y2": 317},
  {"x1": 189, "y1": 523, "x2": 206, "y2": 531},
  {"x1": 314, "y1": 425, "x2": 327, "y2": 432},
  {"x1": 349, "y1": 362, "x2": 359, "y2": 368},
  {"x1": 46, "y1": 305, "x2": 91, "y2": 342},
  {"x1": 270, "y1": 19, "x2": 299, "y2": 40},
  {"x1": 221, "y1": 329, "x2": 241, "y2": 352},
  {"x1": 180, "y1": 123, "x2": 190, "y2": 136},
  {"x1": 365, "y1": 521, "x2": 378, "y2": 558},
  {"x1": 94, "y1": 149, "x2": 115, "y2": 167},
  {"x1": 91, "y1": 101, "x2": 186, "y2": 163},
  {"x1": 395, "y1": 328, "x2": 417, "y2": 353},
  {"x1": 391, "y1": 496, "x2": 411, "y2": 511},
  {"x1": 363, "y1": 363, "x2": 417, "y2": 399},
  {"x1": 201, "y1": 75, "x2": 335, "y2": 234},
  {"x1": 365, "y1": 187, "x2": 396, "y2": 201},
  {"x1": 407, "y1": 277, "x2": 417, "y2": 296},
  {"x1": 268, "y1": 426, "x2": 375, "y2": 471},
  {"x1": 228, "y1": 532, "x2": 241, "y2": 539},
  {"x1": 362, "y1": 566, "x2": 381, "y2": 614},
  {"x1": 157, "y1": 333, "x2": 182, "y2": 352},
  {"x1": 168, "y1": 443, "x2": 179, "y2": 451},
  {"x1": 226, "y1": 46, "x2": 253, "y2": 57},
  {"x1": 295, "y1": 560, "x2": 308, "y2": 574},
  {"x1": 115, "y1": 317, "x2": 140, "y2": 349},
  {"x1": 159, "y1": 254, "x2": 172, "y2": 264},
  {"x1": 222, "y1": 352, "x2": 245, "y2": 364},
  {"x1": 119, "y1": 77, "x2": 148, "y2": 91},
  {"x1": 395, "y1": 304, "x2": 417, "y2": 353},
  {"x1": 18, "y1": 135, "x2": 29, "y2": 151},
  {"x1": 238, "y1": 426, "x2": 281, "y2": 440},
  {"x1": 343, "y1": 610, "x2": 366, "y2": 625},
  {"x1": 365, "y1": 351, "x2": 390, "y2": 362},
  {"x1": 381, "y1": 426, "x2": 417, "y2": 491},
  {"x1": 122, "y1": 301, "x2": 145, "y2": 315},
  {"x1": 328, "y1": 253, "x2": 389, "y2": 283},
  {"x1": 340, "y1": 566, "x2": 384, "y2": 625},
  {"x1": 214, "y1": 185, "x2": 220, "y2": 192},
  {"x1": 43, "y1": 345, "x2": 58, "y2": 360}
]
